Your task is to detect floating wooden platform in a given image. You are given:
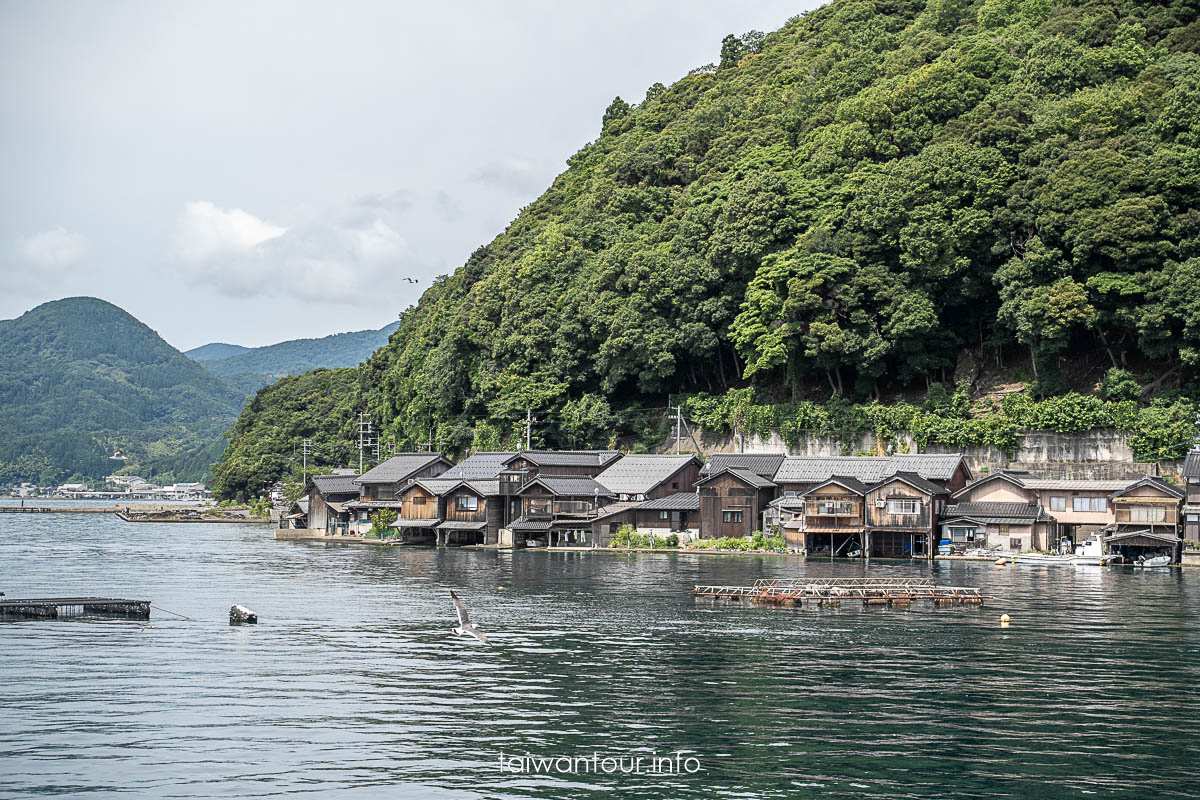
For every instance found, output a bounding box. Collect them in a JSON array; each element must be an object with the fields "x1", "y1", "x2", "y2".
[
  {"x1": 0, "y1": 597, "x2": 151, "y2": 619},
  {"x1": 693, "y1": 577, "x2": 990, "y2": 607}
]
